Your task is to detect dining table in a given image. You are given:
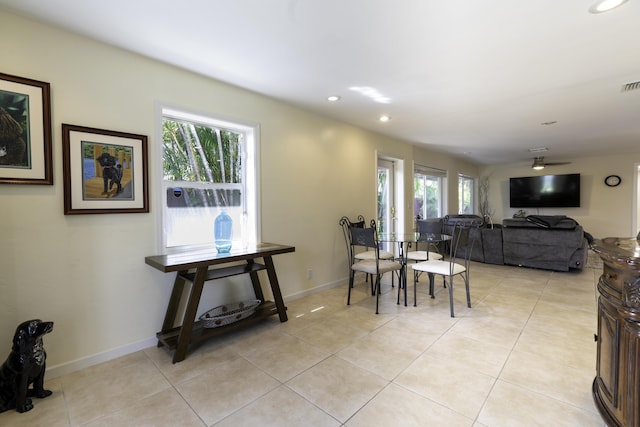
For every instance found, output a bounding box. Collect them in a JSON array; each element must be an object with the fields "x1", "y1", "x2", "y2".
[{"x1": 378, "y1": 232, "x2": 452, "y2": 306}]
